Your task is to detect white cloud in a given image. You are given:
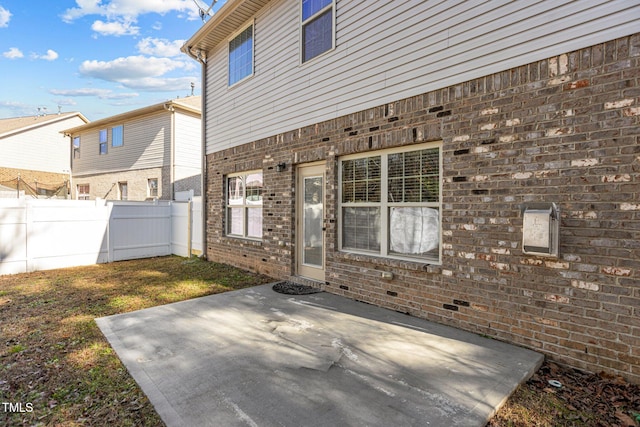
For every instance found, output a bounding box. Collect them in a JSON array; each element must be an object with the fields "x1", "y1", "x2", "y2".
[
  {"x1": 0, "y1": 5, "x2": 10, "y2": 27},
  {"x1": 3, "y1": 47, "x2": 23, "y2": 59},
  {"x1": 137, "y1": 37, "x2": 184, "y2": 57},
  {"x1": 50, "y1": 88, "x2": 139, "y2": 99},
  {"x1": 91, "y1": 19, "x2": 139, "y2": 36},
  {"x1": 79, "y1": 55, "x2": 192, "y2": 81},
  {"x1": 62, "y1": 0, "x2": 200, "y2": 23},
  {"x1": 117, "y1": 76, "x2": 197, "y2": 92},
  {"x1": 0, "y1": 100, "x2": 34, "y2": 117},
  {"x1": 53, "y1": 98, "x2": 78, "y2": 107},
  {"x1": 32, "y1": 49, "x2": 59, "y2": 61}
]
